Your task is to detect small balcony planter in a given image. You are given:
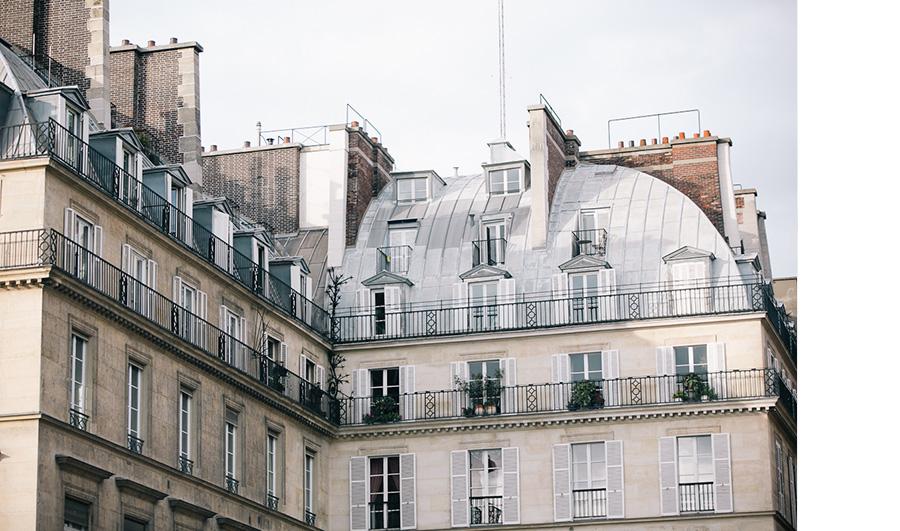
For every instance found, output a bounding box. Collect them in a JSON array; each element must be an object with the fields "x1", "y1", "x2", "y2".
[
  {"x1": 673, "y1": 373, "x2": 718, "y2": 402},
  {"x1": 363, "y1": 396, "x2": 401, "y2": 424},
  {"x1": 568, "y1": 380, "x2": 604, "y2": 411}
]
